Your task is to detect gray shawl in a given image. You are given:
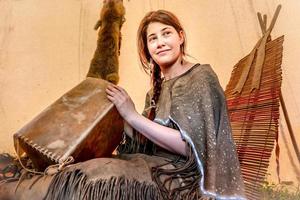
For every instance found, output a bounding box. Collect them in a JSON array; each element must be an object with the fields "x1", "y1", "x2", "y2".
[{"x1": 133, "y1": 64, "x2": 246, "y2": 199}]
